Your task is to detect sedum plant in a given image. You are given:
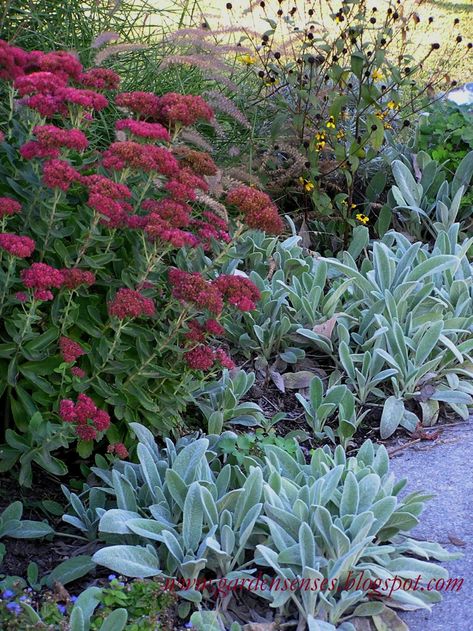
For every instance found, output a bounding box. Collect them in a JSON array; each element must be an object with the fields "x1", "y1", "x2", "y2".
[
  {"x1": 60, "y1": 423, "x2": 456, "y2": 630},
  {"x1": 0, "y1": 41, "x2": 286, "y2": 481}
]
